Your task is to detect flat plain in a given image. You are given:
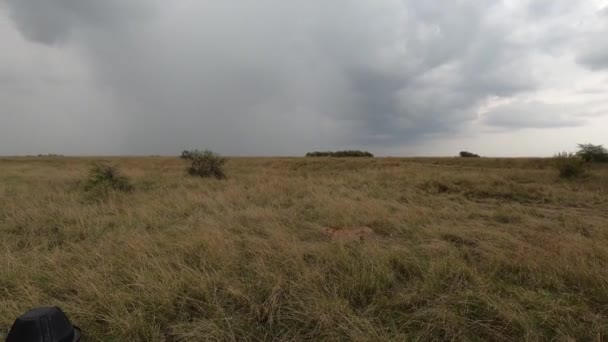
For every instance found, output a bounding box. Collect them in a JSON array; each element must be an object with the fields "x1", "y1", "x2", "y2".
[{"x1": 1, "y1": 157, "x2": 607, "y2": 341}]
